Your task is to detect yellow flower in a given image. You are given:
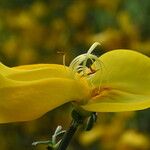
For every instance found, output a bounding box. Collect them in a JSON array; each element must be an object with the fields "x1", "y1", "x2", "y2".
[{"x1": 0, "y1": 42, "x2": 150, "y2": 123}]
